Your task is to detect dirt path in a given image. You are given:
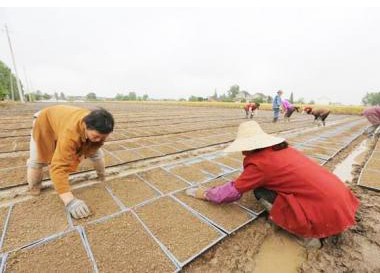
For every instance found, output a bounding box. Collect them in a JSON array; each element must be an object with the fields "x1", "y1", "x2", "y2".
[{"x1": 183, "y1": 135, "x2": 380, "y2": 273}]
